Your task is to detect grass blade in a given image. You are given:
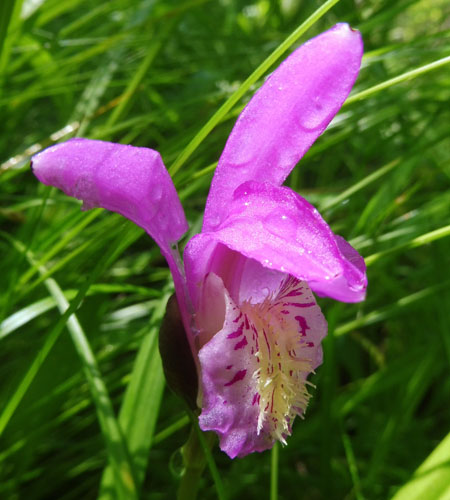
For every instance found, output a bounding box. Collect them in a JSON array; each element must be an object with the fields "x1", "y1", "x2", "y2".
[
  {"x1": 346, "y1": 55, "x2": 450, "y2": 105},
  {"x1": 98, "y1": 290, "x2": 169, "y2": 498},
  {"x1": 390, "y1": 432, "x2": 450, "y2": 500},
  {"x1": 0, "y1": 228, "x2": 141, "y2": 499}
]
